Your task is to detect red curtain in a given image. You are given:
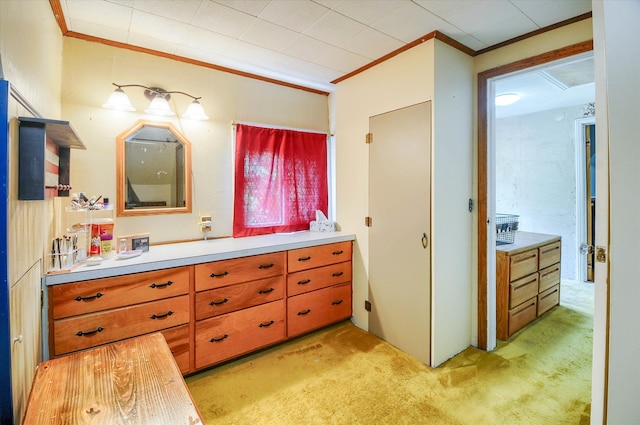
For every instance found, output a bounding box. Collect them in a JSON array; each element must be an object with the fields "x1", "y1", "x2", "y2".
[{"x1": 233, "y1": 124, "x2": 328, "y2": 237}]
